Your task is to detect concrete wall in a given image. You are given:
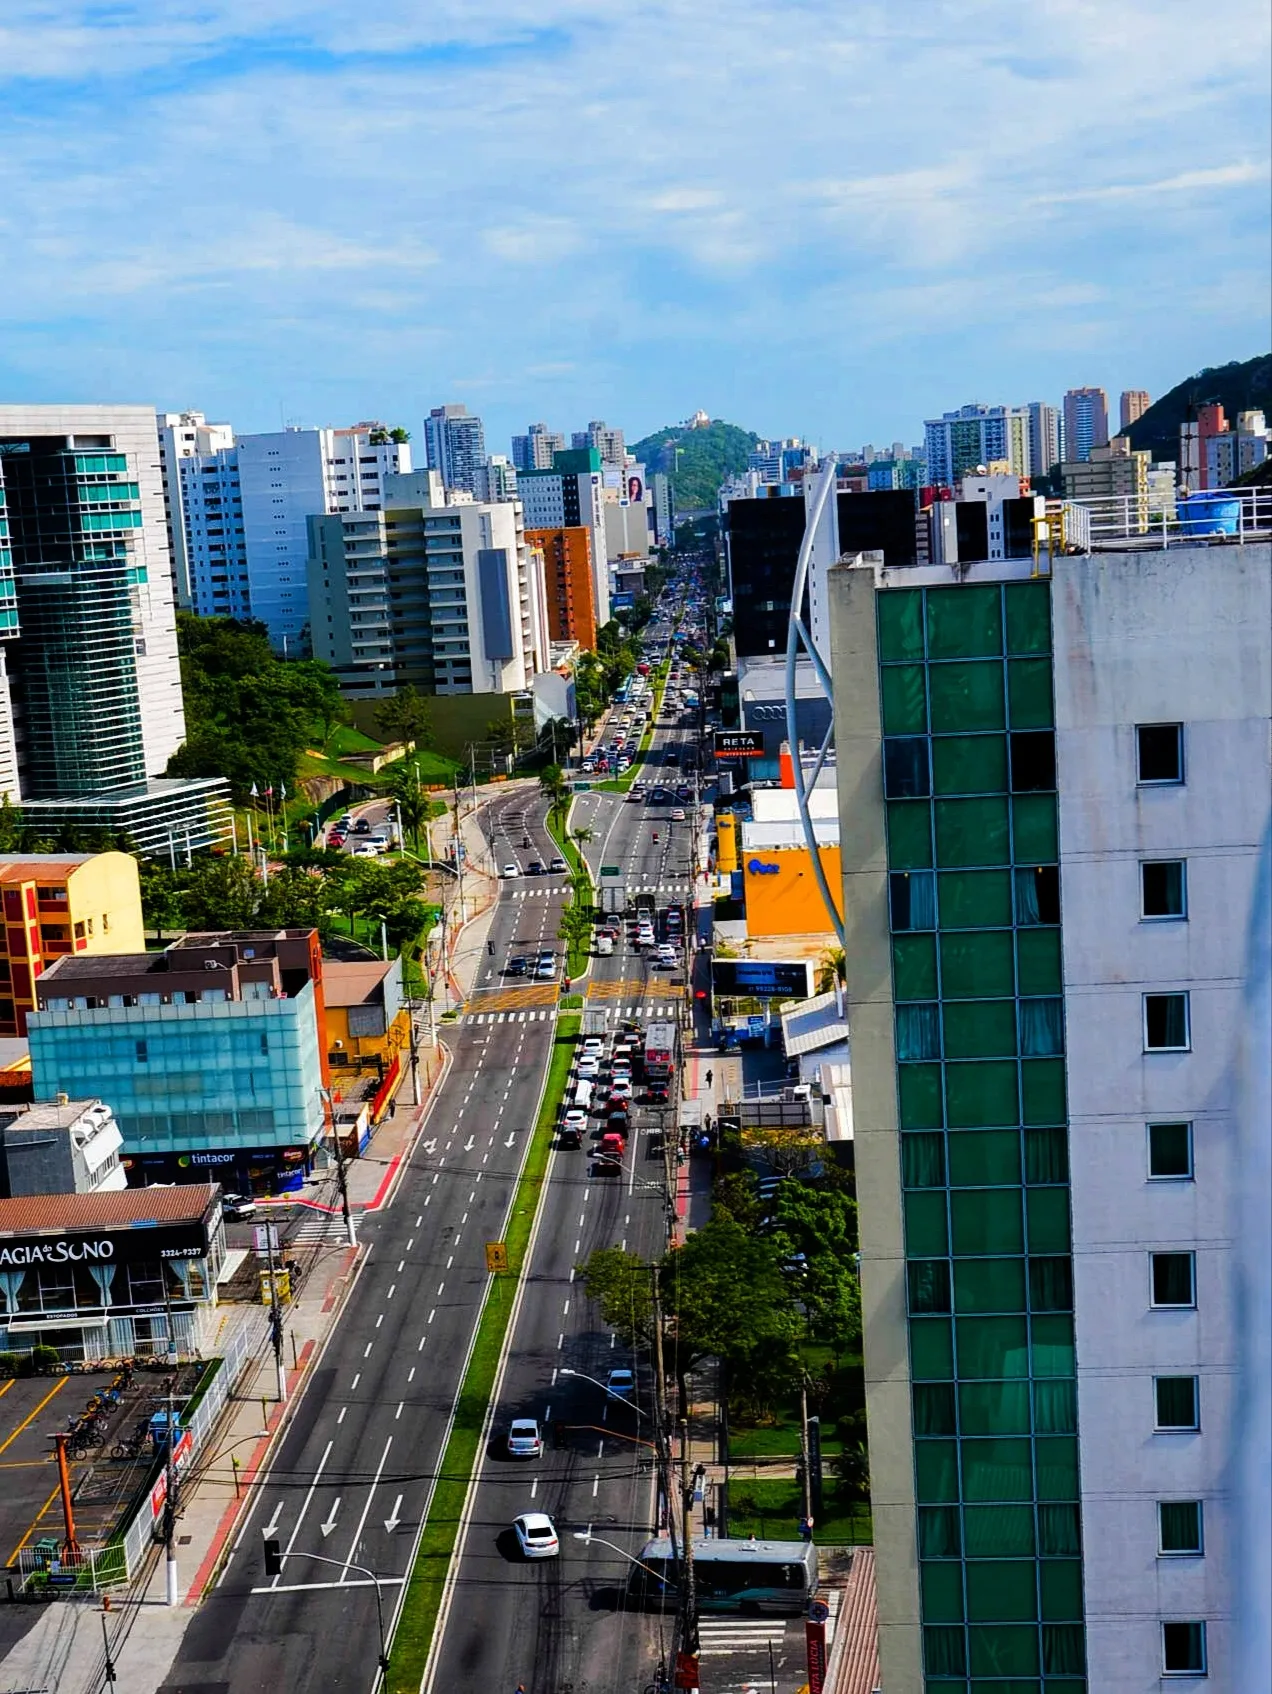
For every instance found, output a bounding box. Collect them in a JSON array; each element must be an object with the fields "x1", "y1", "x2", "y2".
[{"x1": 1053, "y1": 542, "x2": 1272, "y2": 1691}]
